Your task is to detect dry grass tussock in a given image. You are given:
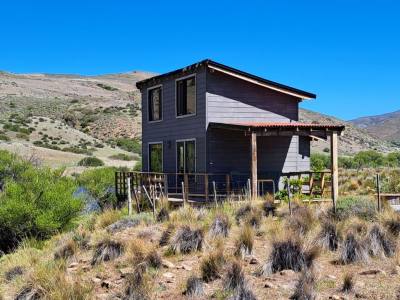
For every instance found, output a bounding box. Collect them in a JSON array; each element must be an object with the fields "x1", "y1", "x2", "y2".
[
  {"x1": 262, "y1": 233, "x2": 319, "y2": 275},
  {"x1": 170, "y1": 225, "x2": 204, "y2": 254},
  {"x1": 234, "y1": 225, "x2": 254, "y2": 258},
  {"x1": 286, "y1": 205, "x2": 317, "y2": 236},
  {"x1": 365, "y1": 224, "x2": 396, "y2": 257},
  {"x1": 209, "y1": 213, "x2": 231, "y2": 238},
  {"x1": 95, "y1": 209, "x2": 123, "y2": 229},
  {"x1": 339, "y1": 232, "x2": 369, "y2": 264},
  {"x1": 290, "y1": 270, "x2": 316, "y2": 300},
  {"x1": 184, "y1": 275, "x2": 204, "y2": 297},
  {"x1": 159, "y1": 224, "x2": 175, "y2": 246},
  {"x1": 315, "y1": 221, "x2": 340, "y2": 251},
  {"x1": 53, "y1": 238, "x2": 77, "y2": 260},
  {"x1": 224, "y1": 259, "x2": 246, "y2": 291},
  {"x1": 200, "y1": 248, "x2": 225, "y2": 282},
  {"x1": 341, "y1": 273, "x2": 355, "y2": 293},
  {"x1": 91, "y1": 238, "x2": 124, "y2": 265},
  {"x1": 123, "y1": 262, "x2": 152, "y2": 300}
]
